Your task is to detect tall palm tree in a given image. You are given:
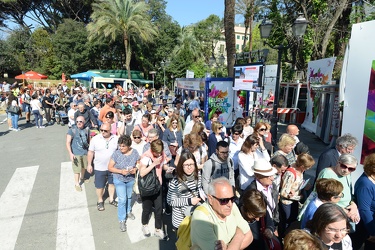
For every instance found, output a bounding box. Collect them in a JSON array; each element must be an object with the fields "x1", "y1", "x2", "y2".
[
  {"x1": 224, "y1": 0, "x2": 236, "y2": 77},
  {"x1": 87, "y1": 0, "x2": 157, "y2": 79}
]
